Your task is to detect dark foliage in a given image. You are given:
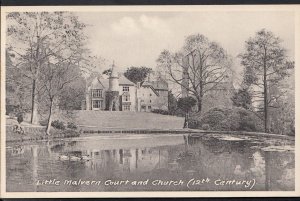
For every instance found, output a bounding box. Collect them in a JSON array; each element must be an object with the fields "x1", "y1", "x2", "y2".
[
  {"x1": 51, "y1": 120, "x2": 65, "y2": 130},
  {"x1": 177, "y1": 96, "x2": 197, "y2": 113},
  {"x1": 17, "y1": 113, "x2": 23, "y2": 124},
  {"x1": 189, "y1": 107, "x2": 264, "y2": 132},
  {"x1": 67, "y1": 122, "x2": 78, "y2": 130},
  {"x1": 168, "y1": 90, "x2": 177, "y2": 115},
  {"x1": 124, "y1": 66, "x2": 152, "y2": 84},
  {"x1": 102, "y1": 68, "x2": 112, "y2": 76},
  {"x1": 151, "y1": 109, "x2": 170, "y2": 115},
  {"x1": 231, "y1": 88, "x2": 252, "y2": 110}
]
